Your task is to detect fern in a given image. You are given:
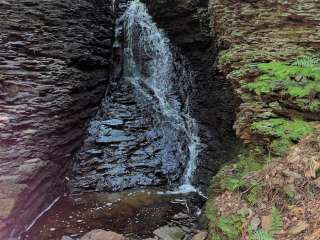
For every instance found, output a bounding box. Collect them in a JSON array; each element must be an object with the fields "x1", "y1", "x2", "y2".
[
  {"x1": 221, "y1": 176, "x2": 244, "y2": 191},
  {"x1": 245, "y1": 184, "x2": 263, "y2": 205},
  {"x1": 251, "y1": 118, "x2": 314, "y2": 156},
  {"x1": 271, "y1": 207, "x2": 283, "y2": 234},
  {"x1": 218, "y1": 215, "x2": 244, "y2": 240},
  {"x1": 251, "y1": 230, "x2": 273, "y2": 240},
  {"x1": 292, "y1": 56, "x2": 319, "y2": 67},
  {"x1": 245, "y1": 56, "x2": 320, "y2": 112}
]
